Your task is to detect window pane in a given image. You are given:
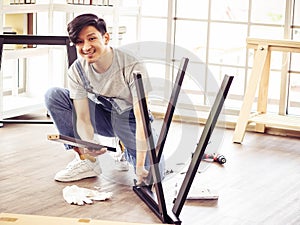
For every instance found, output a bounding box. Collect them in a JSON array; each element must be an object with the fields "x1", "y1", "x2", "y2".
[
  {"x1": 121, "y1": 0, "x2": 139, "y2": 7},
  {"x1": 249, "y1": 25, "x2": 284, "y2": 39},
  {"x1": 293, "y1": 28, "x2": 300, "y2": 41},
  {"x1": 176, "y1": 0, "x2": 209, "y2": 19},
  {"x1": 267, "y1": 71, "x2": 281, "y2": 113},
  {"x1": 140, "y1": 18, "x2": 167, "y2": 42},
  {"x1": 211, "y1": 0, "x2": 249, "y2": 22},
  {"x1": 210, "y1": 65, "x2": 245, "y2": 93},
  {"x1": 209, "y1": 23, "x2": 247, "y2": 65},
  {"x1": 146, "y1": 63, "x2": 168, "y2": 100},
  {"x1": 181, "y1": 62, "x2": 207, "y2": 107},
  {"x1": 119, "y1": 16, "x2": 137, "y2": 45},
  {"x1": 183, "y1": 61, "x2": 207, "y2": 91},
  {"x1": 293, "y1": 0, "x2": 300, "y2": 24},
  {"x1": 141, "y1": 0, "x2": 168, "y2": 17},
  {"x1": 288, "y1": 53, "x2": 300, "y2": 116},
  {"x1": 208, "y1": 66, "x2": 246, "y2": 111},
  {"x1": 174, "y1": 20, "x2": 207, "y2": 61},
  {"x1": 288, "y1": 73, "x2": 300, "y2": 116},
  {"x1": 251, "y1": 0, "x2": 286, "y2": 25},
  {"x1": 290, "y1": 53, "x2": 300, "y2": 72}
]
